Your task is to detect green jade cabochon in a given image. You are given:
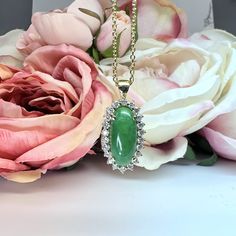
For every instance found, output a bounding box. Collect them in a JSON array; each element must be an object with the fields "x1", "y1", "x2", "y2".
[{"x1": 110, "y1": 106, "x2": 137, "y2": 167}]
